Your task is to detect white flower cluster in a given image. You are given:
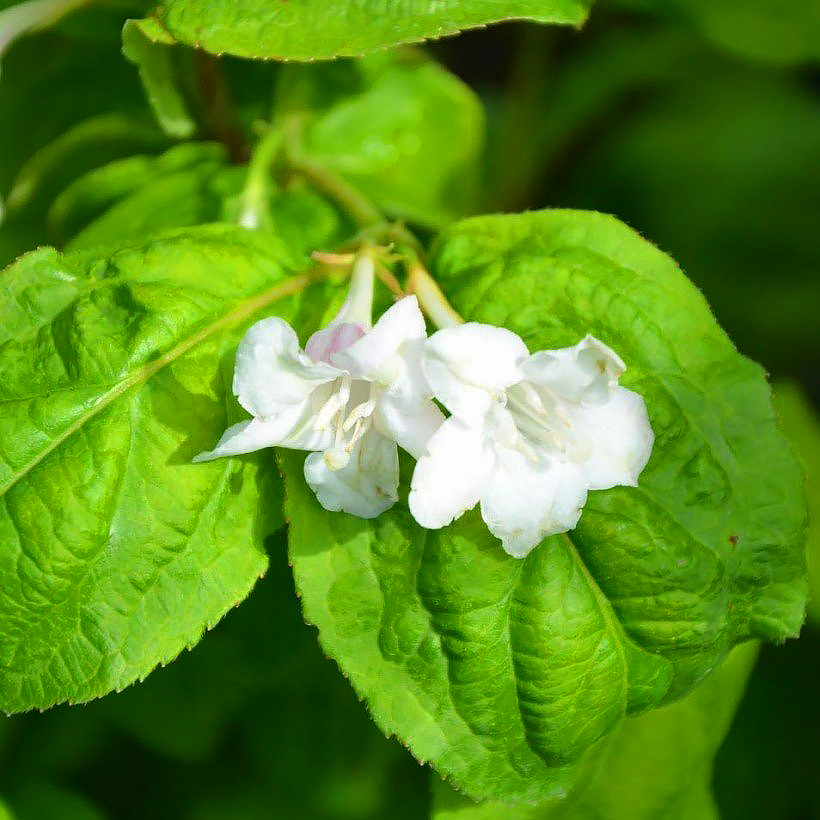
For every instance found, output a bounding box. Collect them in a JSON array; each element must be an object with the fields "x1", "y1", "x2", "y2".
[{"x1": 196, "y1": 251, "x2": 654, "y2": 558}]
